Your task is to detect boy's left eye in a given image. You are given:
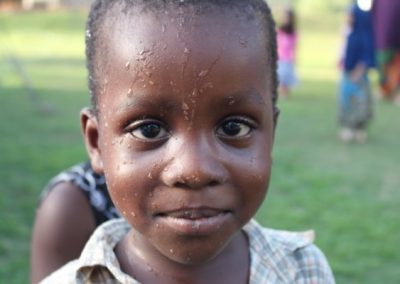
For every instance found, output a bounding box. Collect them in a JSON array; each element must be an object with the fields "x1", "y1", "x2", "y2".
[{"x1": 216, "y1": 118, "x2": 254, "y2": 138}]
